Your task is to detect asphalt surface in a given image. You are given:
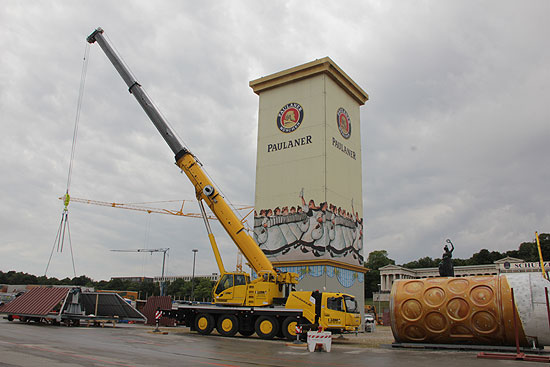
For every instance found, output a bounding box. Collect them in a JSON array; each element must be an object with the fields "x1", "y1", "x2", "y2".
[{"x1": 0, "y1": 319, "x2": 541, "y2": 366}]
